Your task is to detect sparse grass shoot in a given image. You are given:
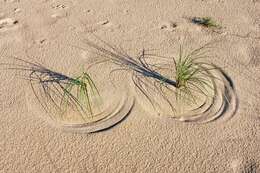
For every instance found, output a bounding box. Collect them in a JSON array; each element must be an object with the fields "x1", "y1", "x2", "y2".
[
  {"x1": 61, "y1": 72, "x2": 101, "y2": 118},
  {"x1": 173, "y1": 45, "x2": 215, "y2": 104},
  {"x1": 191, "y1": 17, "x2": 220, "y2": 28},
  {"x1": 1, "y1": 58, "x2": 101, "y2": 122}
]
